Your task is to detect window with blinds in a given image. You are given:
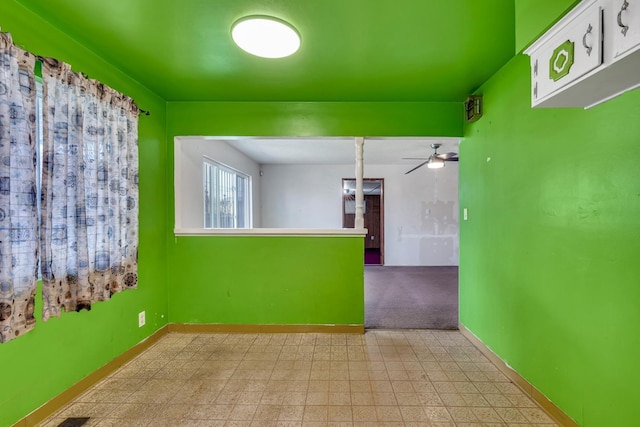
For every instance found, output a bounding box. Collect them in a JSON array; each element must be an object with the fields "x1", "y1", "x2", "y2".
[{"x1": 203, "y1": 157, "x2": 251, "y2": 228}]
